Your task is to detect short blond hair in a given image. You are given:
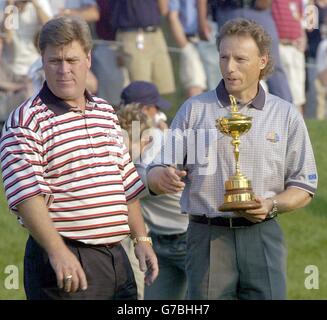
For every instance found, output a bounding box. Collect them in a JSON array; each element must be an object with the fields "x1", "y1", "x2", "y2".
[
  {"x1": 117, "y1": 103, "x2": 152, "y2": 154},
  {"x1": 39, "y1": 16, "x2": 92, "y2": 55}
]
